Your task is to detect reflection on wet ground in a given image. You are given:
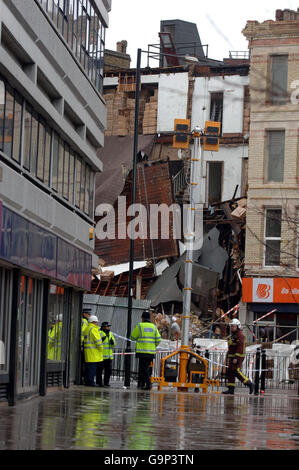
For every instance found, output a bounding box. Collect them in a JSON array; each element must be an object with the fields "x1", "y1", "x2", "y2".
[{"x1": 0, "y1": 386, "x2": 299, "y2": 450}]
